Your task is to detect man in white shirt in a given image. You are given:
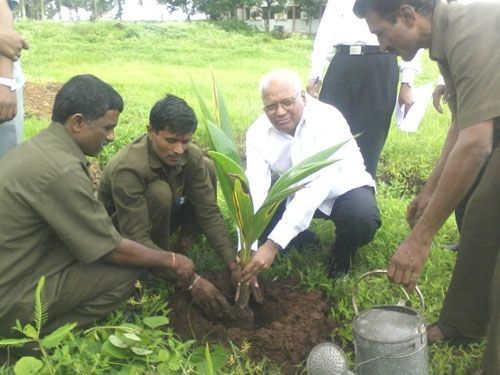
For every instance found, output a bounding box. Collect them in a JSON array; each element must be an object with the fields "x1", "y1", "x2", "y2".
[
  {"x1": 306, "y1": 0, "x2": 421, "y2": 179},
  {"x1": 241, "y1": 70, "x2": 381, "y2": 281}
]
